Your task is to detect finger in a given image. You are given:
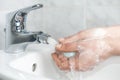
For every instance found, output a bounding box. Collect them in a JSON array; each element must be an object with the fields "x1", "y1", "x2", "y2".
[
  {"x1": 52, "y1": 53, "x2": 70, "y2": 71},
  {"x1": 58, "y1": 54, "x2": 64, "y2": 59},
  {"x1": 58, "y1": 54, "x2": 68, "y2": 62},
  {"x1": 69, "y1": 56, "x2": 81, "y2": 71},
  {"x1": 60, "y1": 60, "x2": 70, "y2": 70},
  {"x1": 61, "y1": 57, "x2": 68, "y2": 62},
  {"x1": 69, "y1": 57, "x2": 76, "y2": 70},
  {"x1": 59, "y1": 31, "x2": 87, "y2": 44},
  {"x1": 73, "y1": 55, "x2": 80, "y2": 71},
  {"x1": 59, "y1": 33, "x2": 80, "y2": 44},
  {"x1": 56, "y1": 42, "x2": 78, "y2": 52},
  {"x1": 51, "y1": 53, "x2": 62, "y2": 67}
]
